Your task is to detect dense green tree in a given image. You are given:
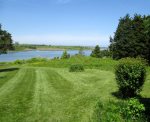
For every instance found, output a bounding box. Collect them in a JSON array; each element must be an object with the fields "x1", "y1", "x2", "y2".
[
  {"x1": 143, "y1": 16, "x2": 150, "y2": 64},
  {"x1": 0, "y1": 24, "x2": 13, "y2": 54},
  {"x1": 100, "y1": 50, "x2": 111, "y2": 58},
  {"x1": 109, "y1": 14, "x2": 150, "y2": 63},
  {"x1": 110, "y1": 14, "x2": 133, "y2": 59},
  {"x1": 90, "y1": 45, "x2": 101, "y2": 58}
]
